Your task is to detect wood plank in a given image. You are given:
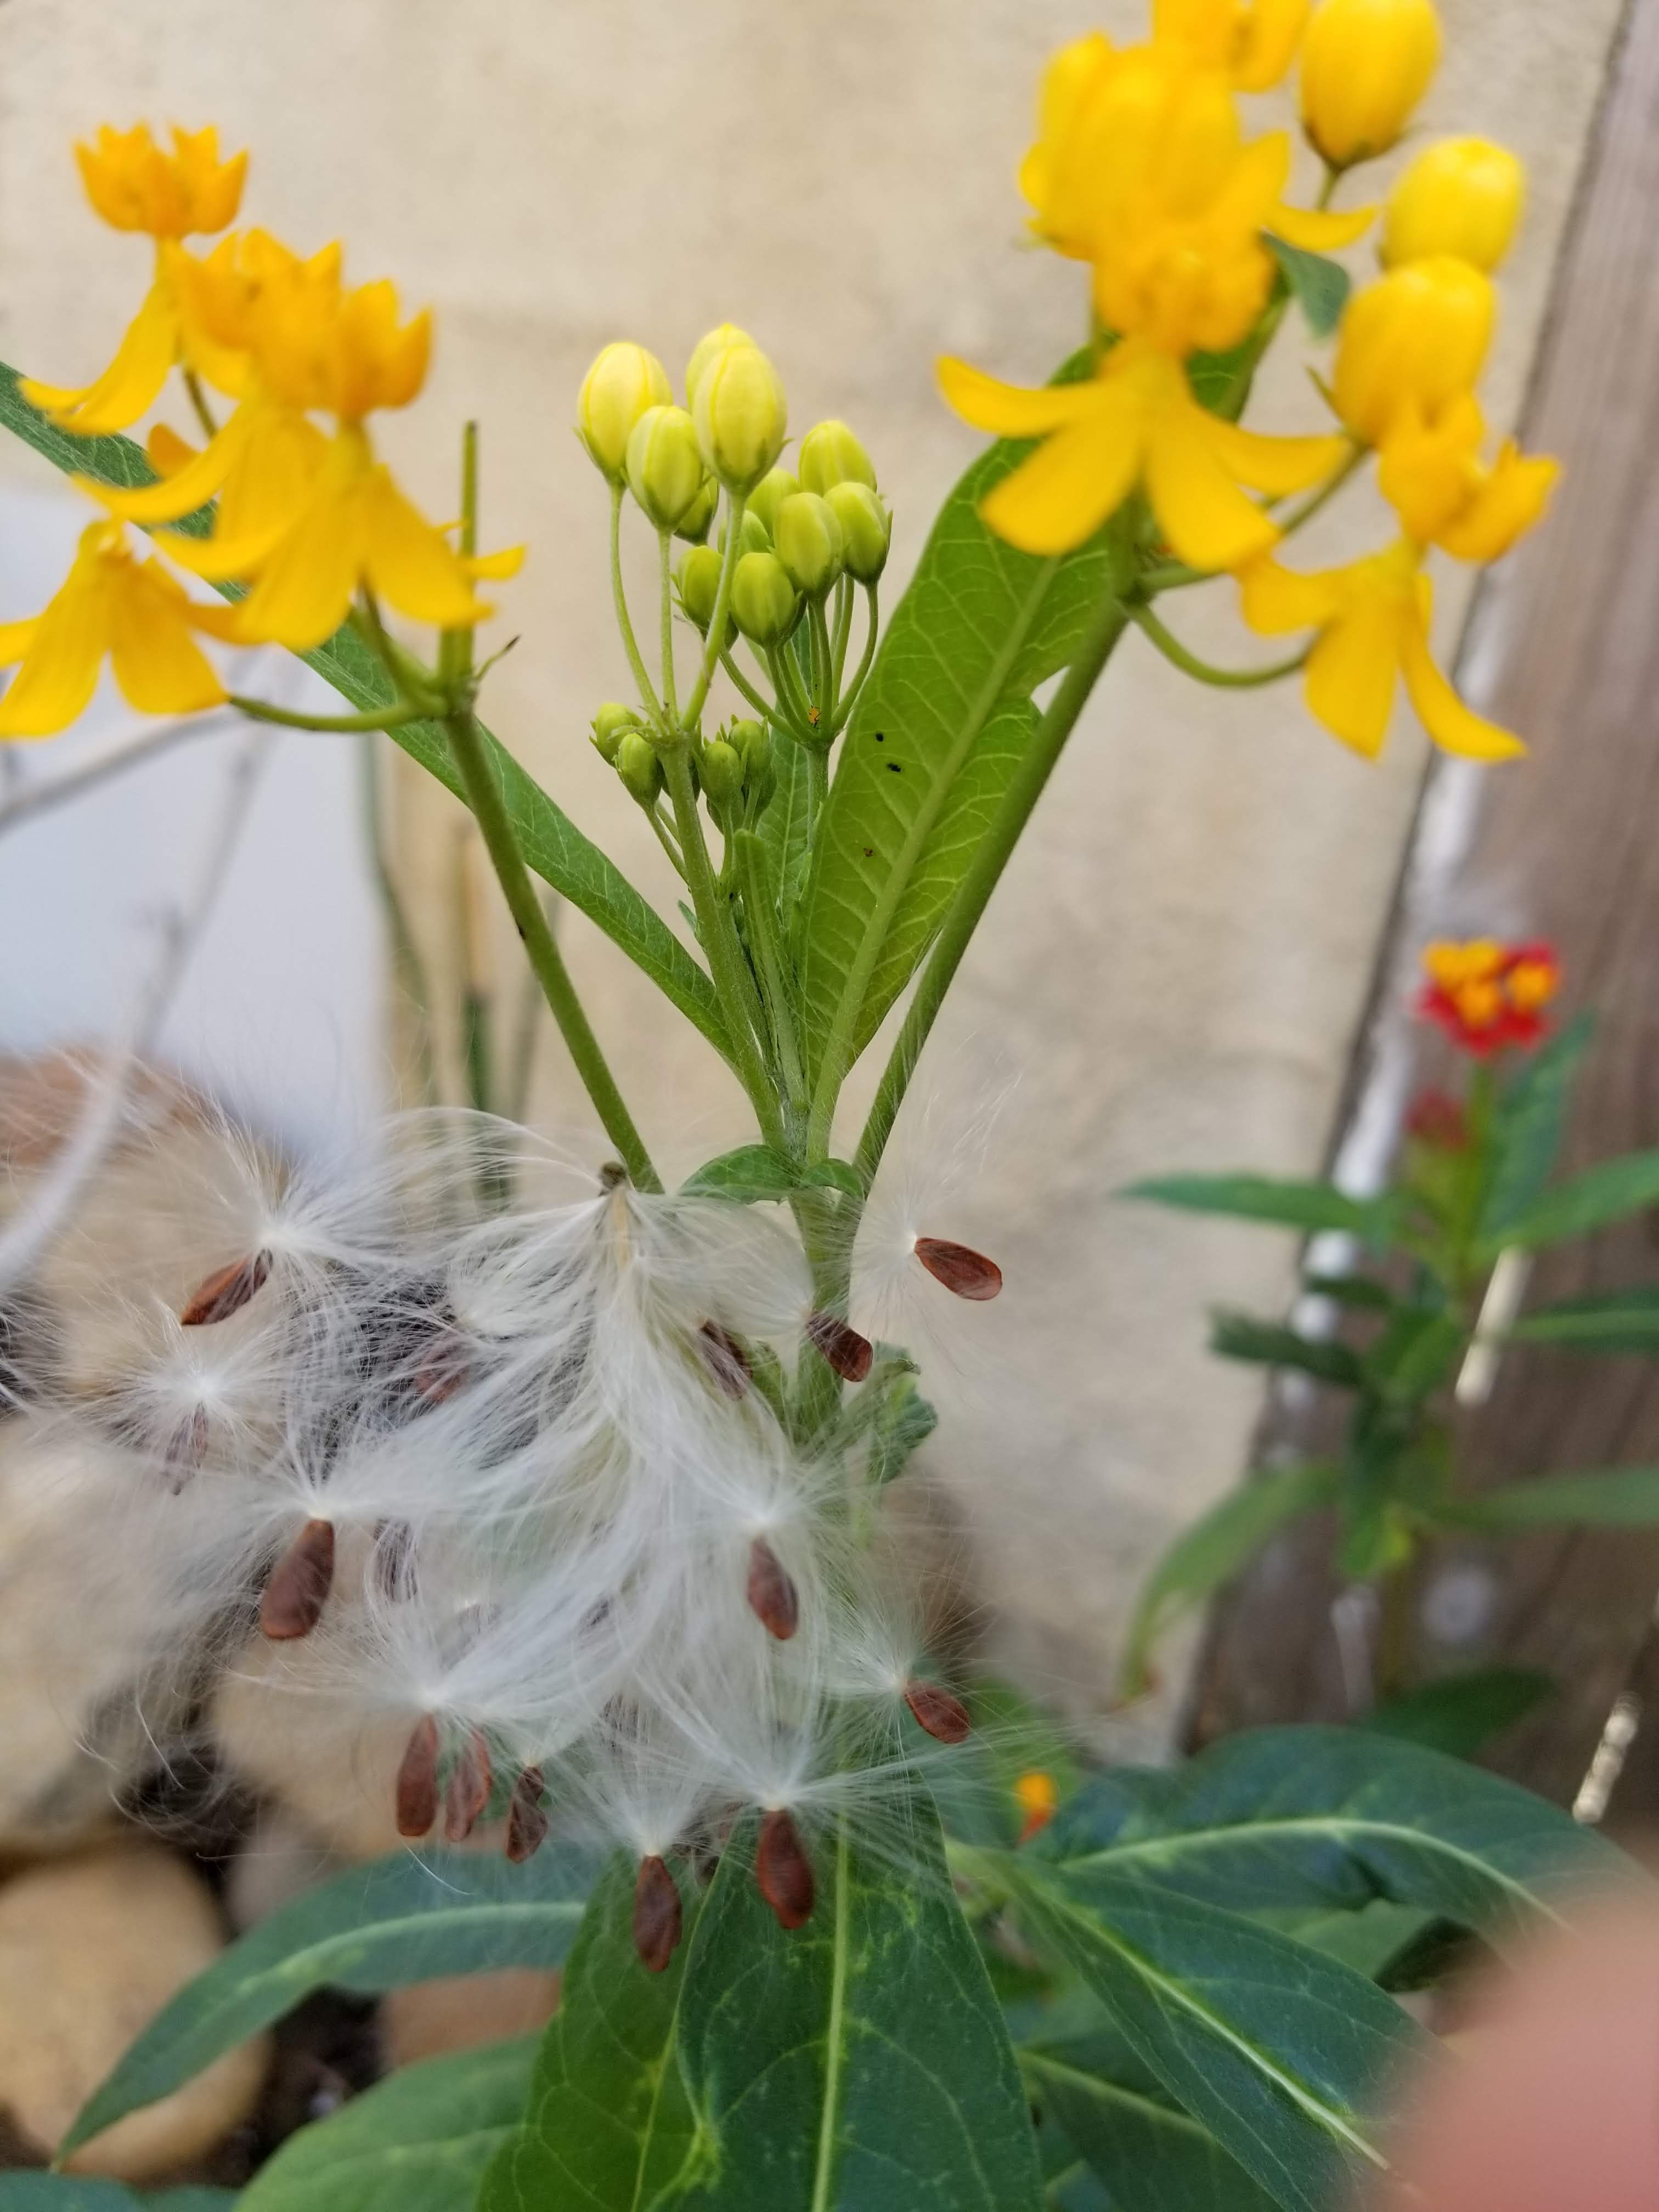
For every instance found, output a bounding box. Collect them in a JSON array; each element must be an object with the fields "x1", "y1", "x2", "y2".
[{"x1": 1185, "y1": 0, "x2": 1659, "y2": 1808}]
